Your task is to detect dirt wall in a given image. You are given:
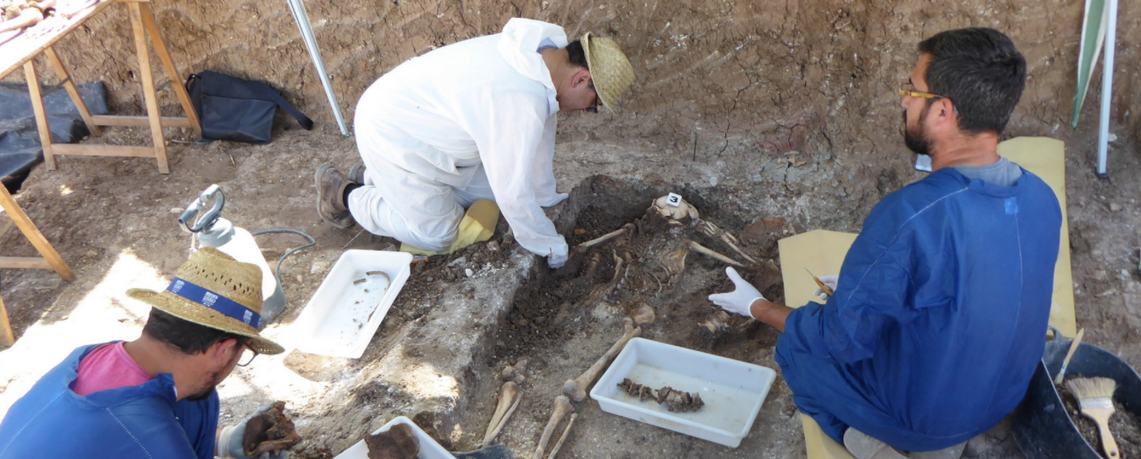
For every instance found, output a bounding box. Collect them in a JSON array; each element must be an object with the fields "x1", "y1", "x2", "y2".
[{"x1": 6, "y1": 0, "x2": 1139, "y2": 161}]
